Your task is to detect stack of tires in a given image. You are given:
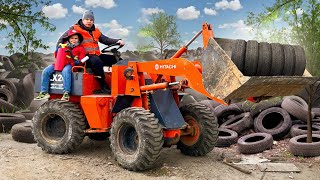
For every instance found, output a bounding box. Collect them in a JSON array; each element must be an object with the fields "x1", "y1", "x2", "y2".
[{"x1": 230, "y1": 40, "x2": 306, "y2": 76}]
